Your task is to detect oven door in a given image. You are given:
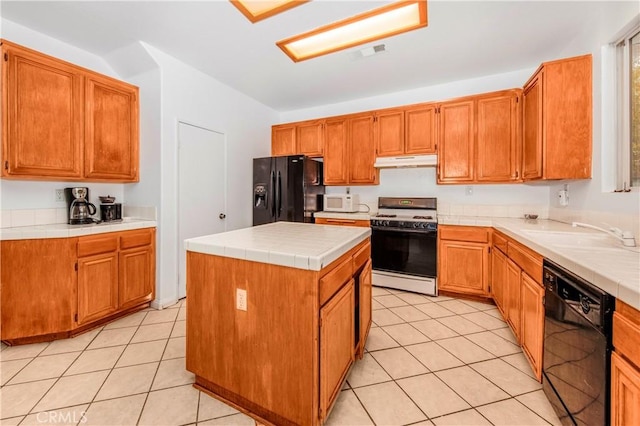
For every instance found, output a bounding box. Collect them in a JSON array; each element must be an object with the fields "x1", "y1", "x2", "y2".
[{"x1": 371, "y1": 227, "x2": 436, "y2": 278}]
